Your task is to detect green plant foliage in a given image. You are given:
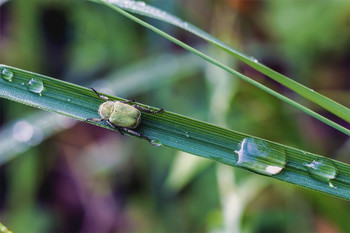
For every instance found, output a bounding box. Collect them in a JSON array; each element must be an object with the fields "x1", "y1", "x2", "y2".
[
  {"x1": 95, "y1": 0, "x2": 350, "y2": 126},
  {"x1": 1, "y1": 64, "x2": 349, "y2": 200},
  {"x1": 1, "y1": 1, "x2": 350, "y2": 232}
]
